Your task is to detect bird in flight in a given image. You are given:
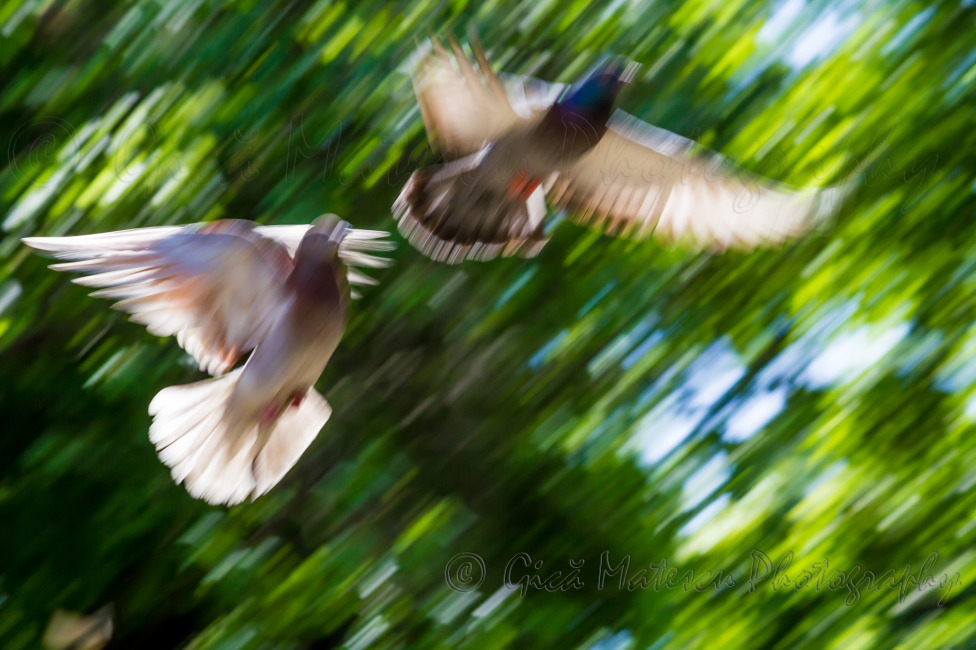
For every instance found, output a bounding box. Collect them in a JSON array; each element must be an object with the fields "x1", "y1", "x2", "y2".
[
  {"x1": 394, "y1": 37, "x2": 848, "y2": 264},
  {"x1": 24, "y1": 217, "x2": 392, "y2": 505}
]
